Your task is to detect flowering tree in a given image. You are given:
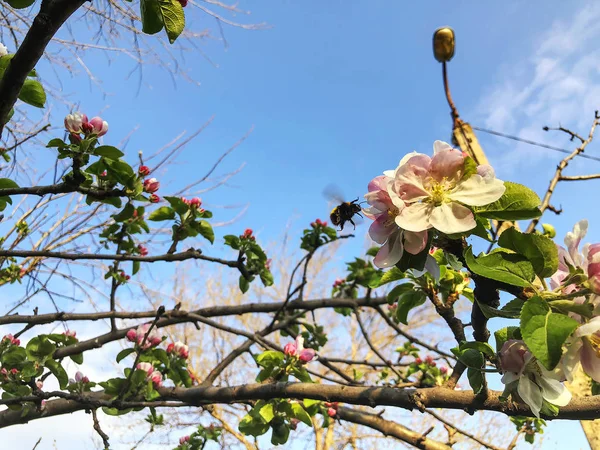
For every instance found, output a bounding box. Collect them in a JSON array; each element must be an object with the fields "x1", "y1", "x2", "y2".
[{"x1": 3, "y1": 2, "x2": 600, "y2": 450}]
